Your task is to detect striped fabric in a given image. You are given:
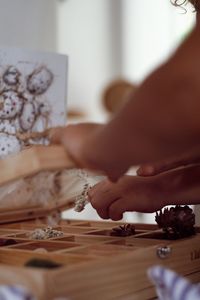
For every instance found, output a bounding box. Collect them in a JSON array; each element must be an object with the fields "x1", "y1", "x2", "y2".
[
  {"x1": 0, "y1": 286, "x2": 71, "y2": 300},
  {"x1": 0, "y1": 285, "x2": 36, "y2": 300},
  {"x1": 148, "y1": 265, "x2": 200, "y2": 300}
]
